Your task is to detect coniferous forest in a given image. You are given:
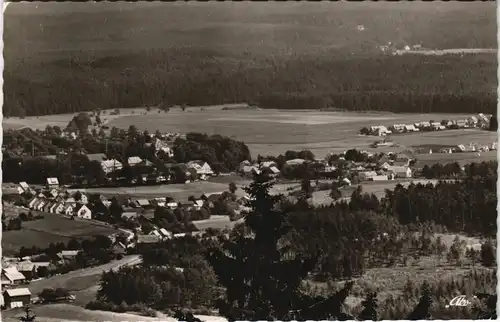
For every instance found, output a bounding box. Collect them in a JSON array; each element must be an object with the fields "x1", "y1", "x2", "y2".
[{"x1": 91, "y1": 163, "x2": 497, "y2": 320}]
